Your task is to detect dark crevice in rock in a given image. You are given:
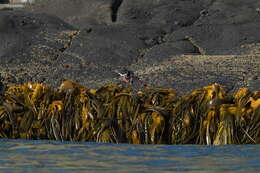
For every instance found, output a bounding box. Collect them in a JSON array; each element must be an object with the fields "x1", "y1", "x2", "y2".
[
  {"x1": 111, "y1": 0, "x2": 124, "y2": 22},
  {"x1": 184, "y1": 36, "x2": 205, "y2": 55},
  {"x1": 140, "y1": 1, "x2": 216, "y2": 57}
]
